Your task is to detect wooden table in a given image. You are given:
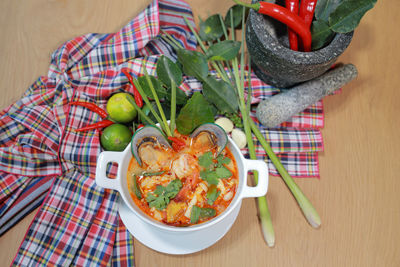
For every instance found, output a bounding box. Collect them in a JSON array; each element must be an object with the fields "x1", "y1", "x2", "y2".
[{"x1": 1, "y1": 0, "x2": 399, "y2": 266}]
